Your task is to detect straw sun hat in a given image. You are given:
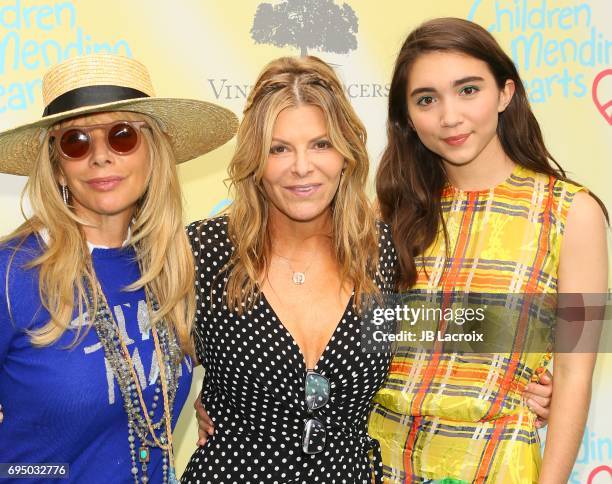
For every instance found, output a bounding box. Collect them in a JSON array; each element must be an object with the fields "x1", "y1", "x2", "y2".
[{"x1": 0, "y1": 54, "x2": 238, "y2": 176}]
